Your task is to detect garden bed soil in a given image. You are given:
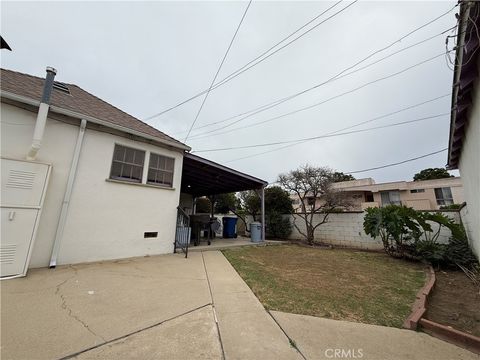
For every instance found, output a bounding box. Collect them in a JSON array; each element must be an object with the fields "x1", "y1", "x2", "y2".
[{"x1": 426, "y1": 270, "x2": 480, "y2": 337}]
